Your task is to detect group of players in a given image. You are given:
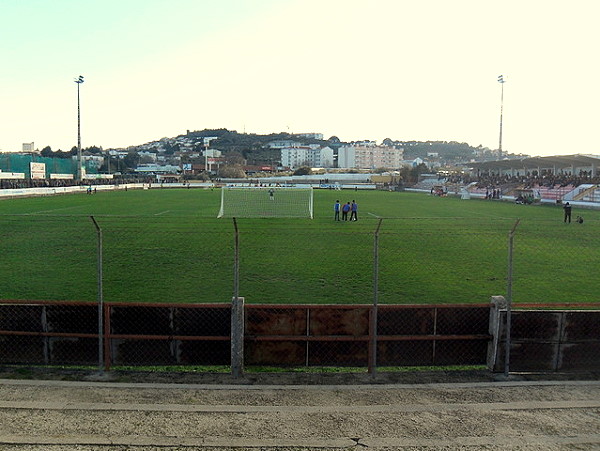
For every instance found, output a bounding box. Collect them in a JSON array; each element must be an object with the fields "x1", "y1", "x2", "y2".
[{"x1": 333, "y1": 200, "x2": 358, "y2": 221}]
